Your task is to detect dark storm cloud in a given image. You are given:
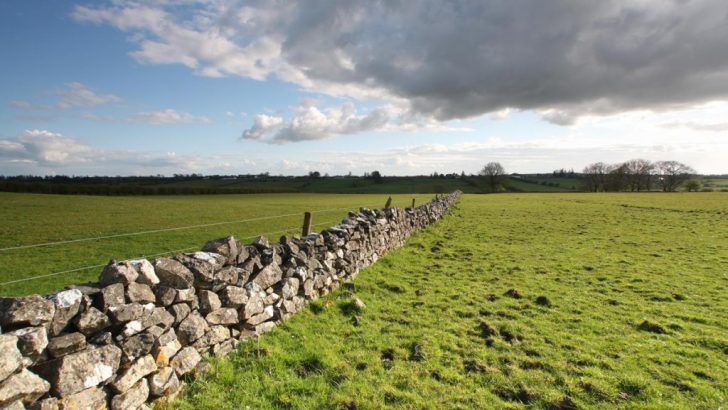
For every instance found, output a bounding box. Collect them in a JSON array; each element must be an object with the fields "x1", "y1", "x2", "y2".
[{"x1": 76, "y1": 0, "x2": 728, "y2": 126}]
